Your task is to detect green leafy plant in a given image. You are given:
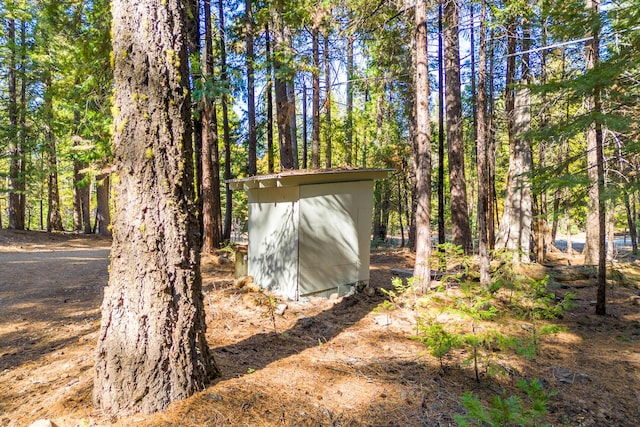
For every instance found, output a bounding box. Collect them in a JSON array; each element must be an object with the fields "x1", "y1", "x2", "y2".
[
  {"x1": 460, "y1": 326, "x2": 498, "y2": 382},
  {"x1": 435, "y1": 243, "x2": 476, "y2": 282},
  {"x1": 413, "y1": 319, "x2": 462, "y2": 368},
  {"x1": 255, "y1": 291, "x2": 279, "y2": 333},
  {"x1": 455, "y1": 379, "x2": 555, "y2": 427},
  {"x1": 377, "y1": 276, "x2": 414, "y2": 311},
  {"x1": 455, "y1": 283, "x2": 499, "y2": 321}
]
